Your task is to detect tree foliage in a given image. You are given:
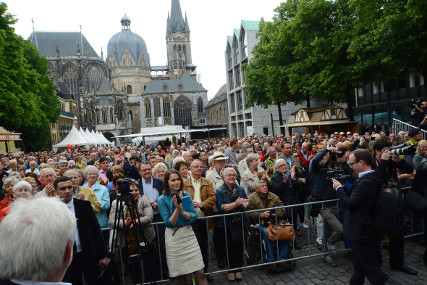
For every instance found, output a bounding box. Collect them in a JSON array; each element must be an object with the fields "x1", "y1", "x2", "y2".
[
  {"x1": 0, "y1": 3, "x2": 60, "y2": 151},
  {"x1": 244, "y1": 0, "x2": 427, "y2": 120}
]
